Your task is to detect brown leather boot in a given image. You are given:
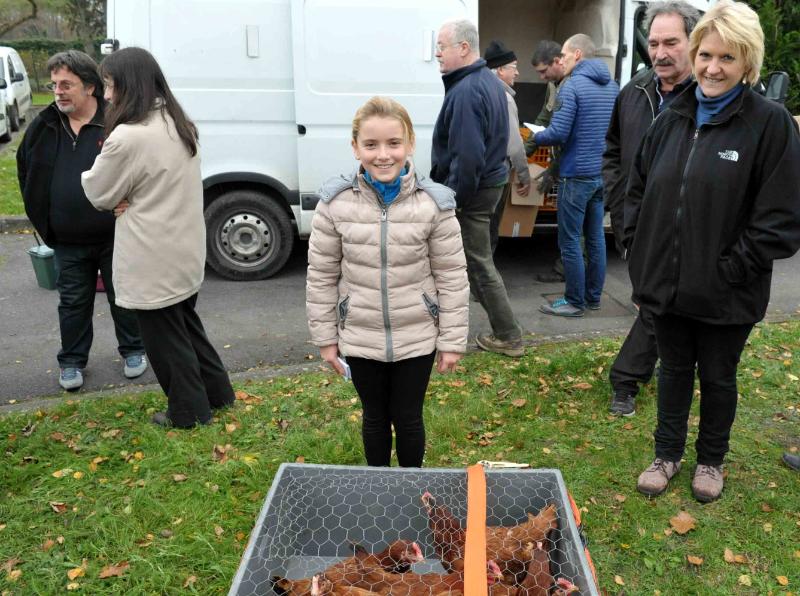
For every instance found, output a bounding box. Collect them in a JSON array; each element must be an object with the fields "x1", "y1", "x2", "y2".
[
  {"x1": 637, "y1": 458, "x2": 681, "y2": 497},
  {"x1": 692, "y1": 464, "x2": 724, "y2": 502}
]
